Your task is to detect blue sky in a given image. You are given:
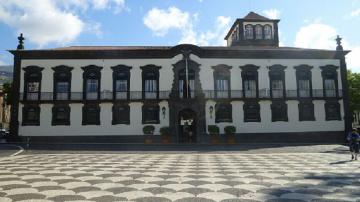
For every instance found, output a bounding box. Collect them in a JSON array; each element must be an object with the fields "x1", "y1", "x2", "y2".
[{"x1": 0, "y1": 0, "x2": 360, "y2": 71}]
